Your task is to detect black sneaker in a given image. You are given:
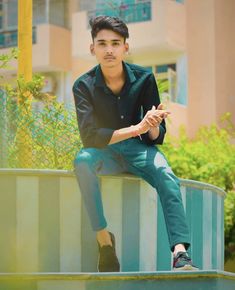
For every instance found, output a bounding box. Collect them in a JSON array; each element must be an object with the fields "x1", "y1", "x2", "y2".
[
  {"x1": 97, "y1": 232, "x2": 120, "y2": 272},
  {"x1": 173, "y1": 252, "x2": 199, "y2": 270}
]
